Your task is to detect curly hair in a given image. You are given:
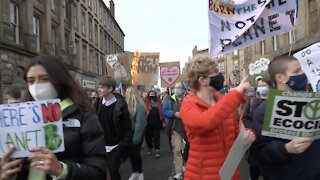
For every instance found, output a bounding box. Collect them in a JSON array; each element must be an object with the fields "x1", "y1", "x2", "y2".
[{"x1": 182, "y1": 54, "x2": 218, "y2": 90}]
